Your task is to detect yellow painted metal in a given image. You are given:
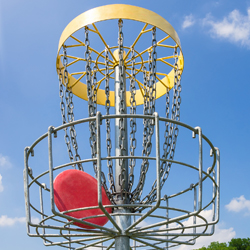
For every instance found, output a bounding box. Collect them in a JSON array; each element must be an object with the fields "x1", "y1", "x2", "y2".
[{"x1": 56, "y1": 4, "x2": 184, "y2": 106}]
